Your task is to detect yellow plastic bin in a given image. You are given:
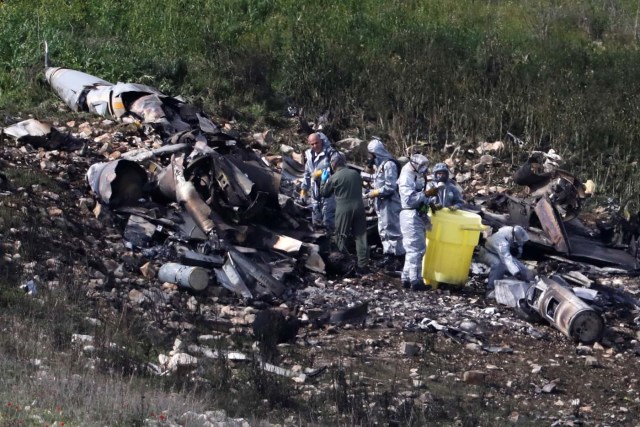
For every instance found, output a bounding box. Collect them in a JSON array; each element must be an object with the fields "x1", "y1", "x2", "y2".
[{"x1": 422, "y1": 208, "x2": 486, "y2": 288}]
